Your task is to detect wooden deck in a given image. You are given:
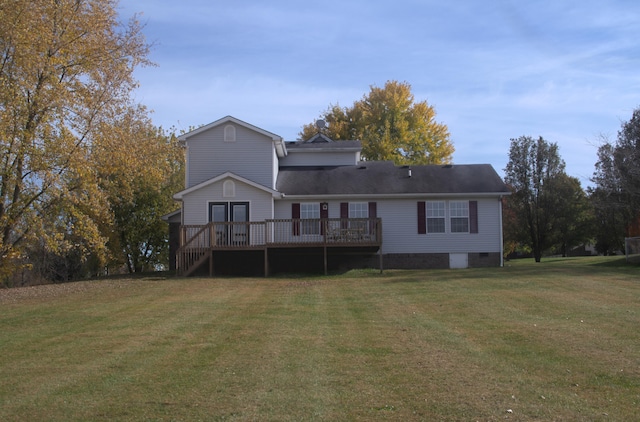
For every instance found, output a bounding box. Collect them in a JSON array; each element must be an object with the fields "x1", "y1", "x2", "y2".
[{"x1": 176, "y1": 218, "x2": 382, "y2": 276}]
